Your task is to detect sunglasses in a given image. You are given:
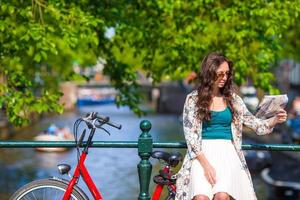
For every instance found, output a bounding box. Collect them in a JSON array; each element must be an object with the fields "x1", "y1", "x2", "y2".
[{"x1": 216, "y1": 71, "x2": 230, "y2": 79}]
